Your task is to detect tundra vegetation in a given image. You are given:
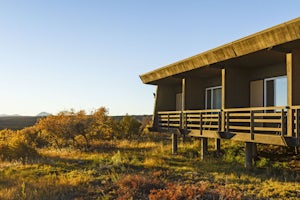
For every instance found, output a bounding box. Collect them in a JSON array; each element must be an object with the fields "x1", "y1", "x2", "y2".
[{"x1": 0, "y1": 107, "x2": 299, "y2": 199}]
